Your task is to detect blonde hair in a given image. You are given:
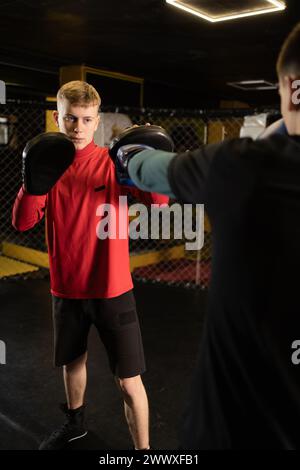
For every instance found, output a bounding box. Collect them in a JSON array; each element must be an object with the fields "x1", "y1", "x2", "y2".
[{"x1": 57, "y1": 80, "x2": 101, "y2": 108}]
